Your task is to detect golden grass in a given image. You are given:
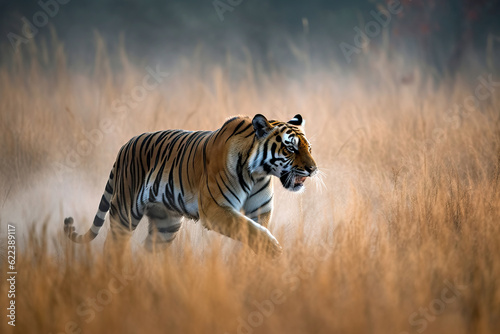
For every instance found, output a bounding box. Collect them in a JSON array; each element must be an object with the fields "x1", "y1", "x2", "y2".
[{"x1": 1, "y1": 40, "x2": 500, "y2": 334}]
